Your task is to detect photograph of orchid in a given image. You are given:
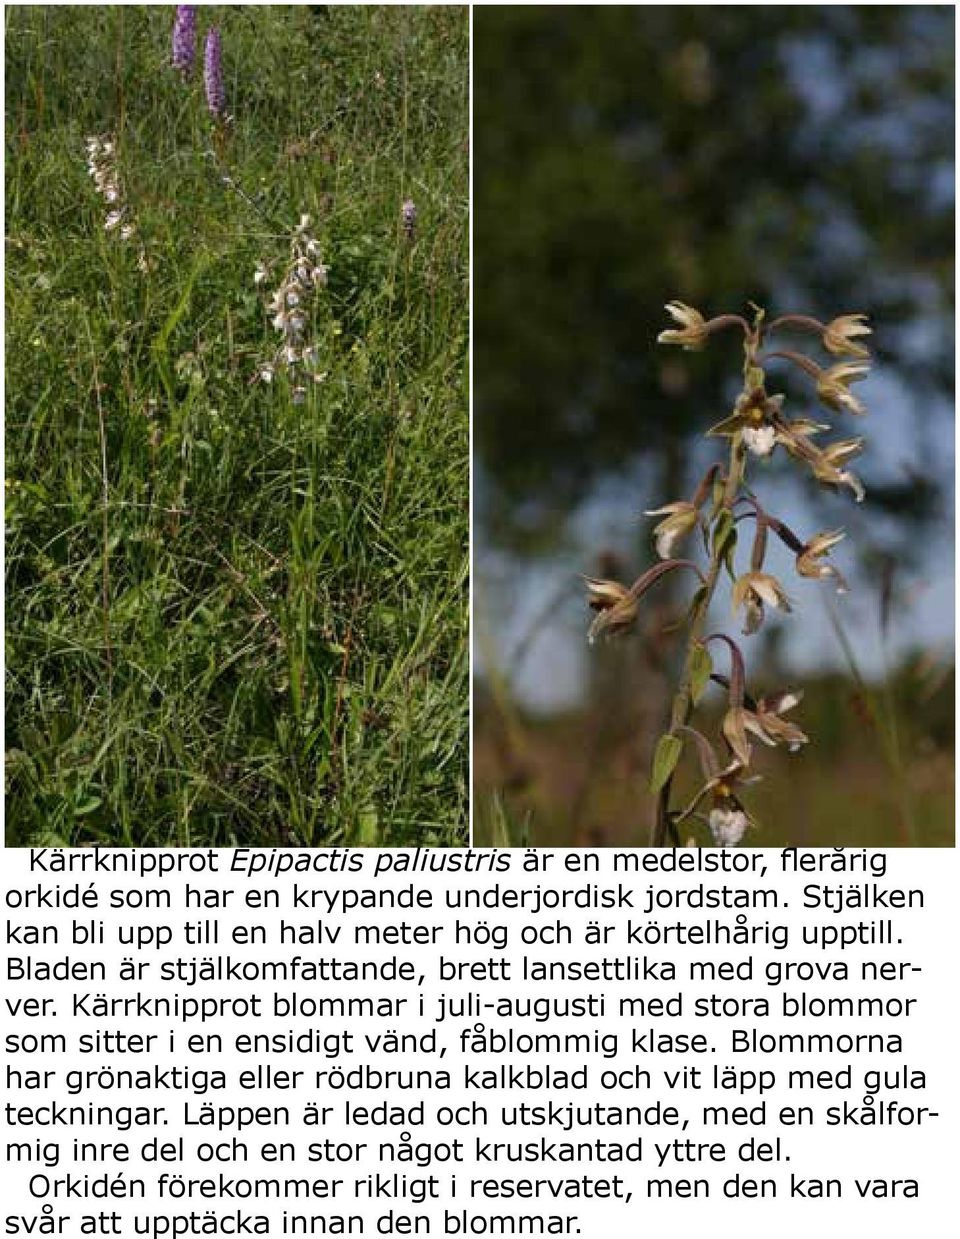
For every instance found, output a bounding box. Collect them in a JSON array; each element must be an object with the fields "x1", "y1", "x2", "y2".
[
  {"x1": 585, "y1": 302, "x2": 874, "y2": 847},
  {"x1": 6, "y1": 6, "x2": 468, "y2": 846},
  {"x1": 473, "y1": 5, "x2": 953, "y2": 848}
]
